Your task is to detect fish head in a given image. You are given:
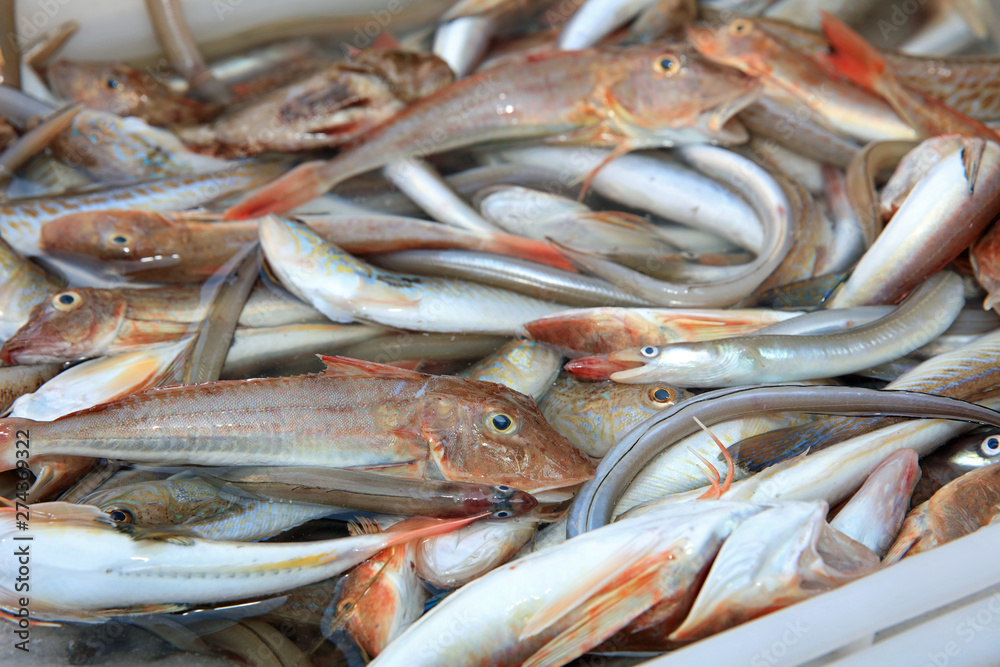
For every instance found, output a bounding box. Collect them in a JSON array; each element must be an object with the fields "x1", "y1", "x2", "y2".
[
  {"x1": 40, "y1": 210, "x2": 185, "y2": 270},
  {"x1": 0, "y1": 288, "x2": 128, "y2": 364},
  {"x1": 419, "y1": 378, "x2": 596, "y2": 494},
  {"x1": 350, "y1": 49, "x2": 456, "y2": 103},
  {"x1": 80, "y1": 478, "x2": 239, "y2": 528},
  {"x1": 606, "y1": 44, "x2": 761, "y2": 145},
  {"x1": 46, "y1": 60, "x2": 219, "y2": 125},
  {"x1": 686, "y1": 19, "x2": 776, "y2": 77}
]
